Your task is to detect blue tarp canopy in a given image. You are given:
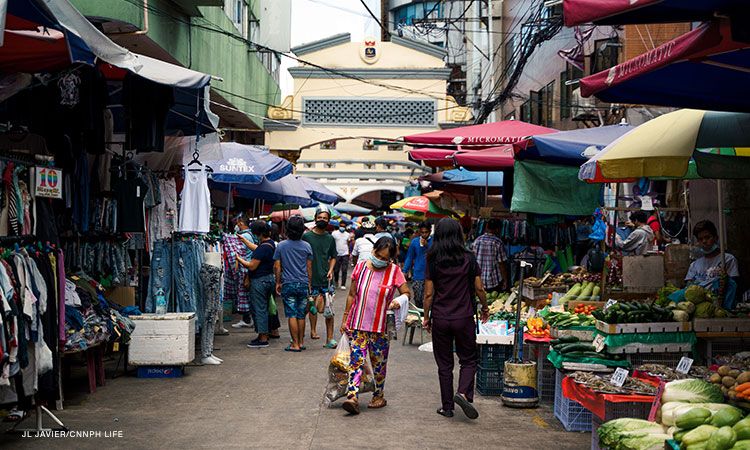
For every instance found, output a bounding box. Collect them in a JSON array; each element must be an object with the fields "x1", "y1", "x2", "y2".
[
  {"x1": 521, "y1": 124, "x2": 635, "y2": 166},
  {"x1": 442, "y1": 167, "x2": 504, "y2": 187},
  {"x1": 205, "y1": 143, "x2": 293, "y2": 184}
]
